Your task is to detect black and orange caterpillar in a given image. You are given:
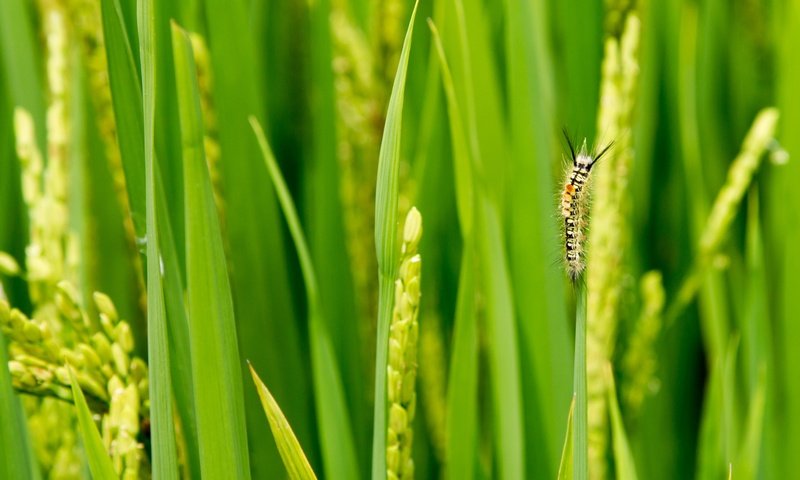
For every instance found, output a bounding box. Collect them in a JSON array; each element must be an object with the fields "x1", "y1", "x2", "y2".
[{"x1": 560, "y1": 130, "x2": 612, "y2": 281}]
